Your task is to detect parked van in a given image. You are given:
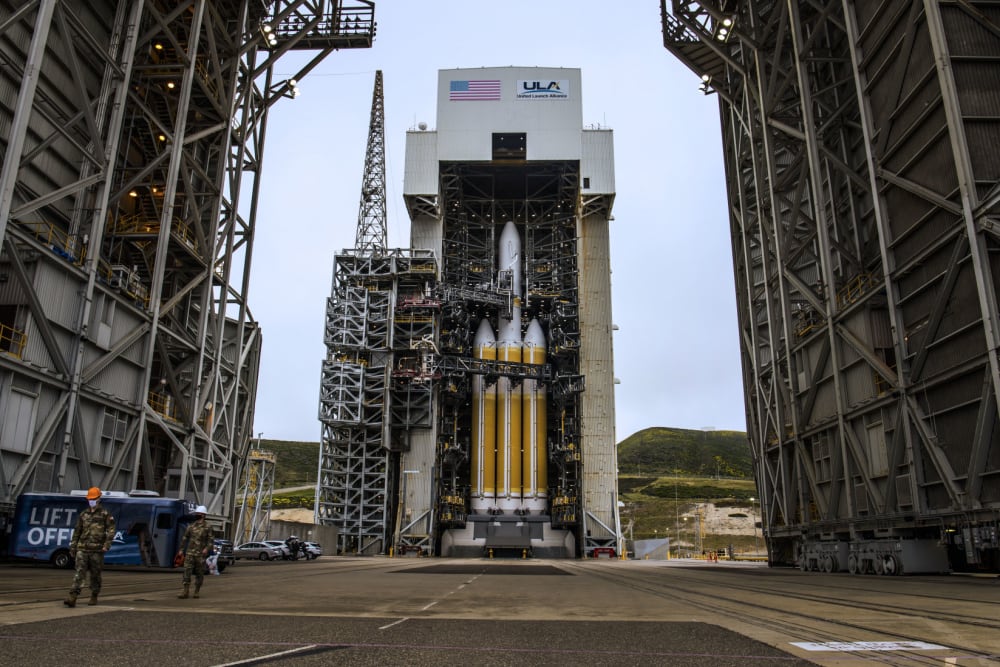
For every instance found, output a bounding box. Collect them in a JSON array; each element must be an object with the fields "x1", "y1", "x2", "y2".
[{"x1": 7, "y1": 491, "x2": 197, "y2": 568}]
